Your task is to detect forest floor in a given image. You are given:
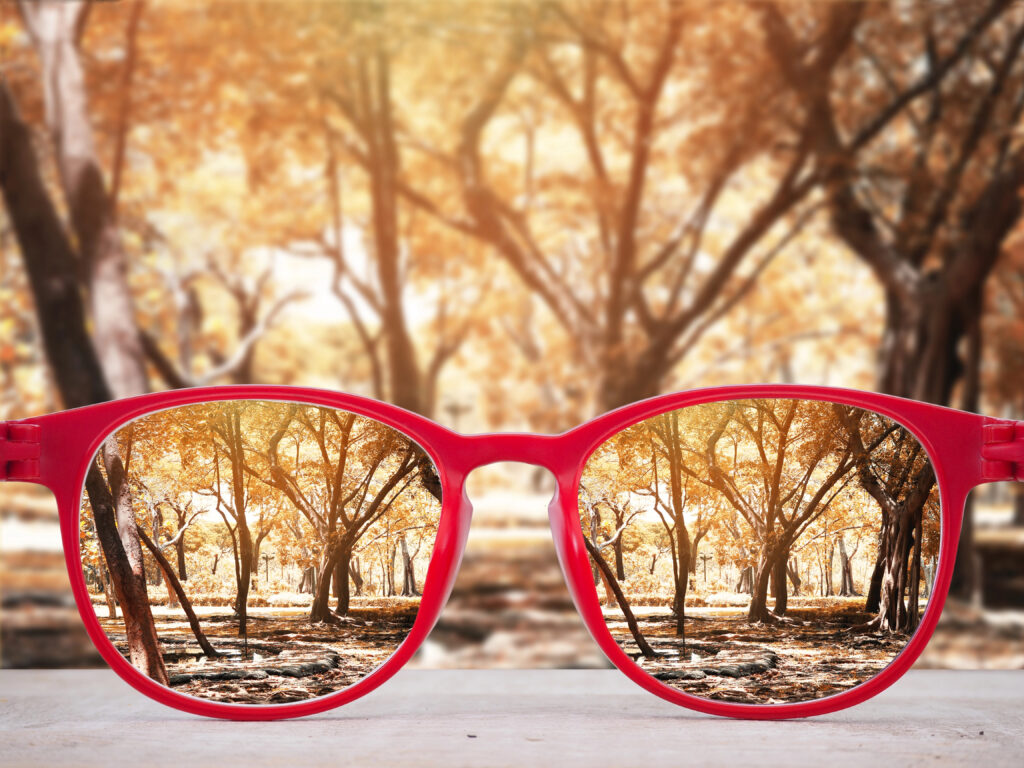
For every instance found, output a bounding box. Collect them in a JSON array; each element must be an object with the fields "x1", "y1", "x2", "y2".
[
  {"x1": 610, "y1": 597, "x2": 915, "y2": 704},
  {"x1": 96, "y1": 601, "x2": 420, "y2": 704}
]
